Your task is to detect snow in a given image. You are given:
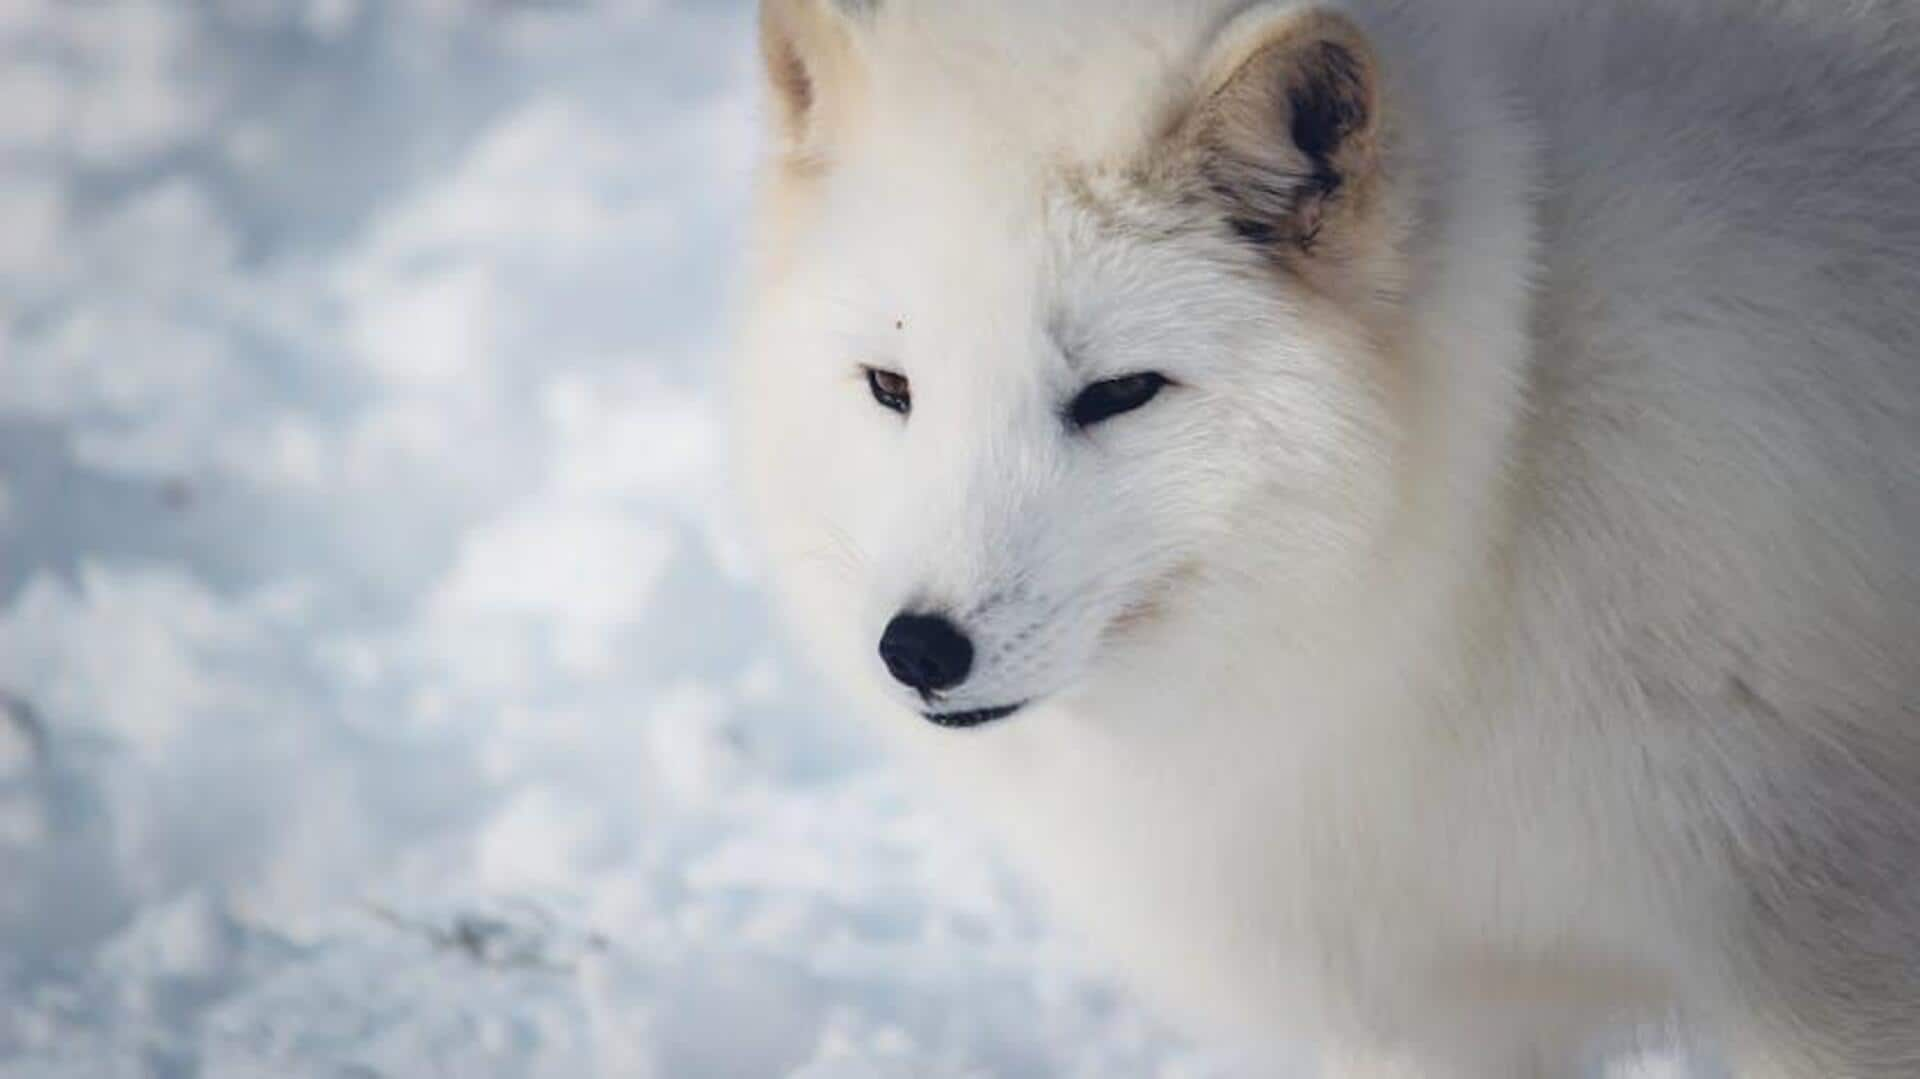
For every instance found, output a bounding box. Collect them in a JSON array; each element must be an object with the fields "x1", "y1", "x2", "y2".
[
  {"x1": 0, "y1": 4, "x2": 1718, "y2": 1076},
  {"x1": 0, "y1": 3, "x2": 1218, "y2": 1076}
]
